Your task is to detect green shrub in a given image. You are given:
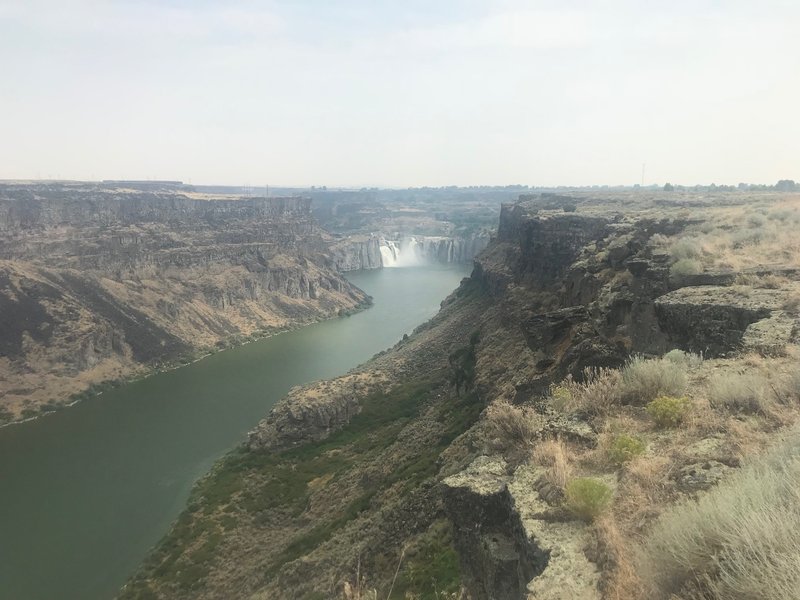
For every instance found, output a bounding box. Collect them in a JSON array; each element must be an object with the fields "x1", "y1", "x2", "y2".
[
  {"x1": 548, "y1": 383, "x2": 573, "y2": 412},
  {"x1": 646, "y1": 396, "x2": 691, "y2": 428},
  {"x1": 669, "y1": 258, "x2": 702, "y2": 280},
  {"x1": 663, "y1": 349, "x2": 703, "y2": 367},
  {"x1": 608, "y1": 434, "x2": 646, "y2": 465},
  {"x1": 639, "y1": 434, "x2": 800, "y2": 600},
  {"x1": 564, "y1": 477, "x2": 613, "y2": 522},
  {"x1": 619, "y1": 356, "x2": 687, "y2": 405},
  {"x1": 669, "y1": 238, "x2": 702, "y2": 261},
  {"x1": 708, "y1": 373, "x2": 769, "y2": 414}
]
